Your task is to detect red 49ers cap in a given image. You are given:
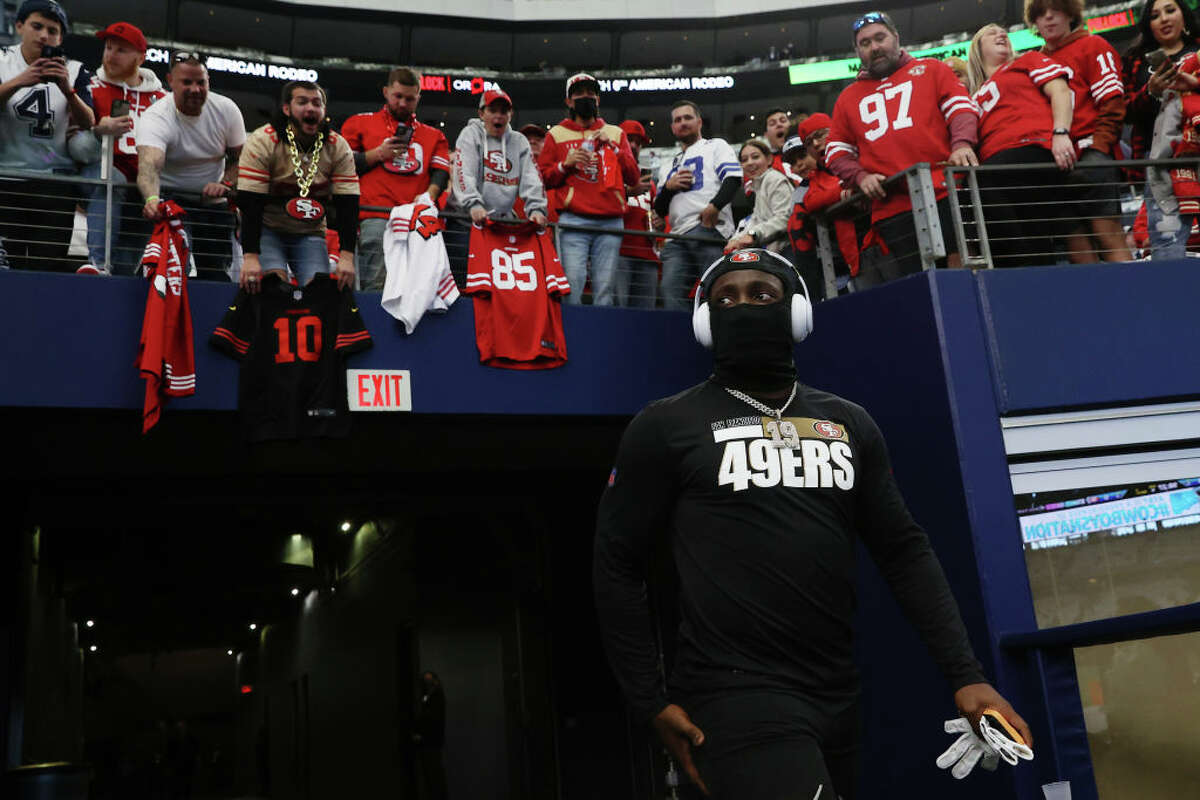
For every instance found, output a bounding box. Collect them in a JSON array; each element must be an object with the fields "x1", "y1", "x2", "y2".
[
  {"x1": 796, "y1": 112, "x2": 832, "y2": 142},
  {"x1": 479, "y1": 89, "x2": 512, "y2": 109},
  {"x1": 565, "y1": 73, "x2": 600, "y2": 97},
  {"x1": 96, "y1": 21, "x2": 148, "y2": 53},
  {"x1": 619, "y1": 120, "x2": 648, "y2": 142}
]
